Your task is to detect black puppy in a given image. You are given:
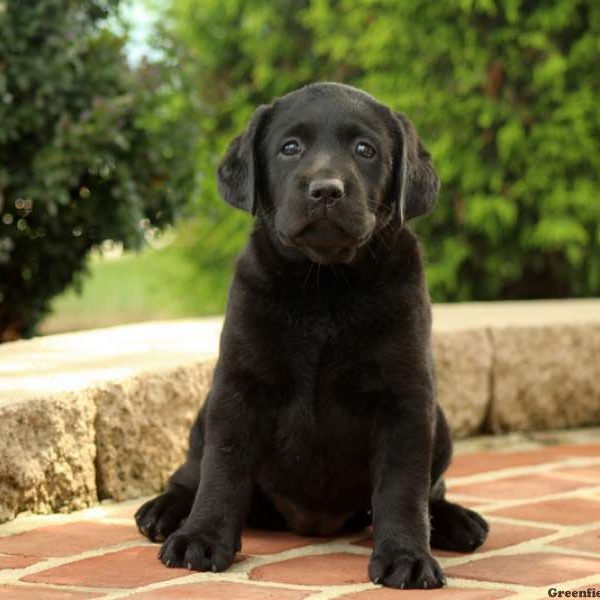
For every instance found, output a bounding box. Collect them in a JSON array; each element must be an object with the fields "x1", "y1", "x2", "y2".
[{"x1": 136, "y1": 82, "x2": 488, "y2": 589}]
